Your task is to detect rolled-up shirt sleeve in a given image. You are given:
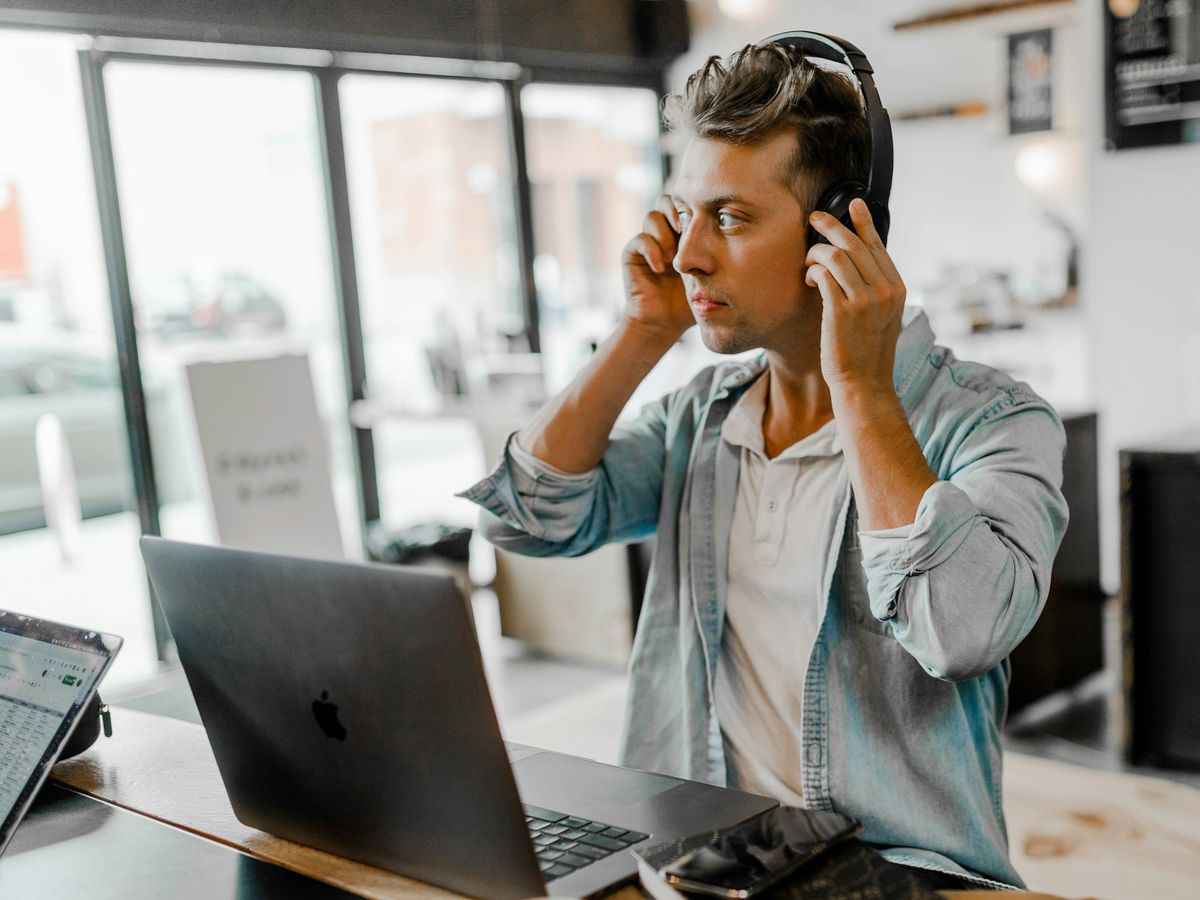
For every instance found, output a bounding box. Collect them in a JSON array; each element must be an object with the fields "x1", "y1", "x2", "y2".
[
  {"x1": 857, "y1": 400, "x2": 1068, "y2": 682},
  {"x1": 858, "y1": 524, "x2": 912, "y2": 557},
  {"x1": 457, "y1": 397, "x2": 670, "y2": 558},
  {"x1": 508, "y1": 433, "x2": 593, "y2": 482}
]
